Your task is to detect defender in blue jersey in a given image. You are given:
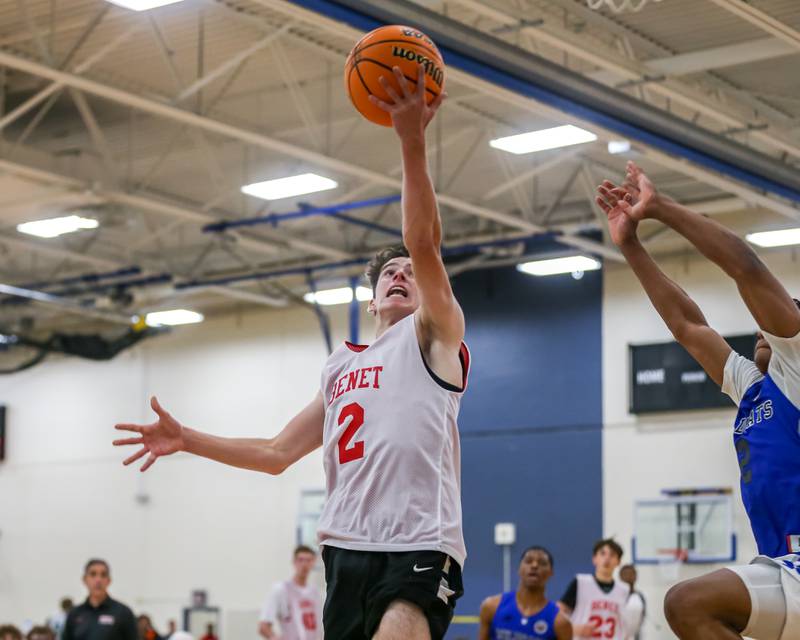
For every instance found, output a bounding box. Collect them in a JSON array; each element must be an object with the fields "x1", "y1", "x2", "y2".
[
  {"x1": 597, "y1": 162, "x2": 800, "y2": 640},
  {"x1": 478, "y1": 547, "x2": 571, "y2": 640}
]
